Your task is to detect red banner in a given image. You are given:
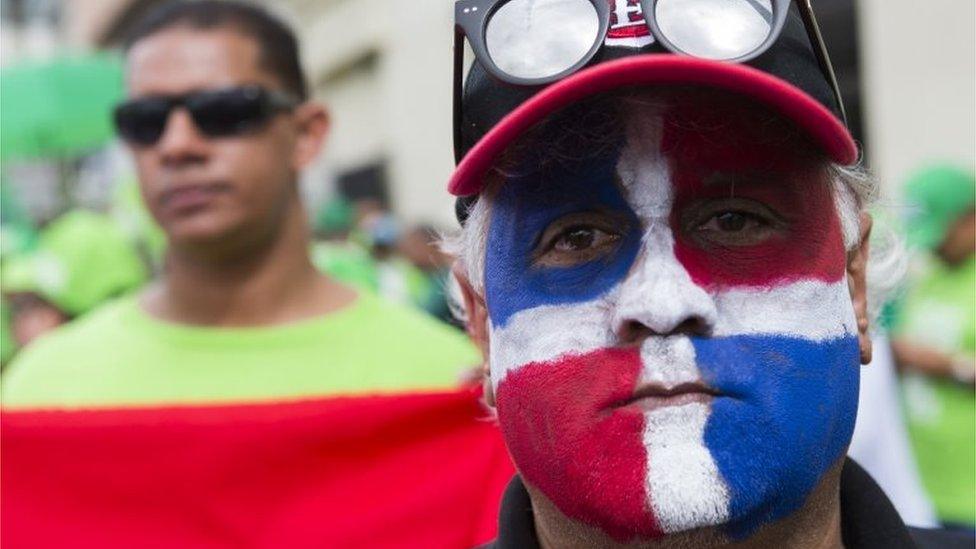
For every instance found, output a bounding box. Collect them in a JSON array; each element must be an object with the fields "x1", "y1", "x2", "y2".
[{"x1": 2, "y1": 389, "x2": 514, "y2": 548}]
